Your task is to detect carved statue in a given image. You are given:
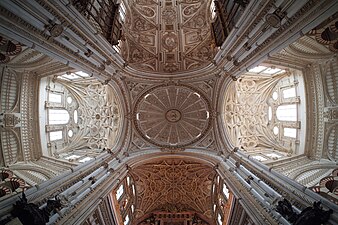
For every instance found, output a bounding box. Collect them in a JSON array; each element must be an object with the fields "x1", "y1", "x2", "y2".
[
  {"x1": 276, "y1": 199, "x2": 333, "y2": 225},
  {"x1": 293, "y1": 201, "x2": 333, "y2": 225},
  {"x1": 276, "y1": 199, "x2": 298, "y2": 223},
  {"x1": 11, "y1": 191, "x2": 62, "y2": 225}
]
